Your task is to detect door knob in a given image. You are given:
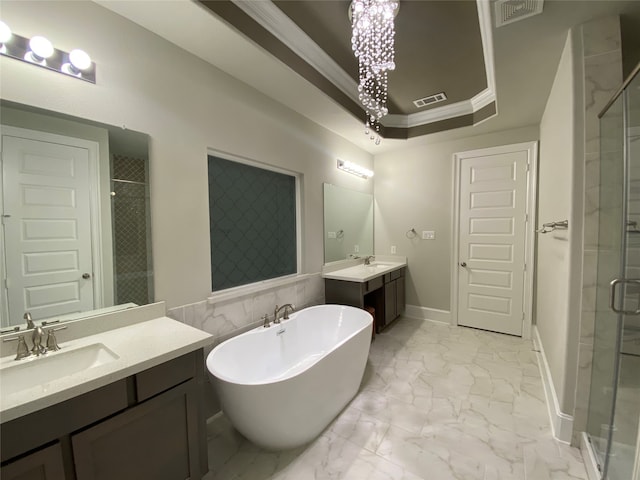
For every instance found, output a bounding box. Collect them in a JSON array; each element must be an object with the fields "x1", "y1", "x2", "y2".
[
  {"x1": 82, "y1": 273, "x2": 91, "y2": 279},
  {"x1": 460, "y1": 262, "x2": 467, "y2": 267}
]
